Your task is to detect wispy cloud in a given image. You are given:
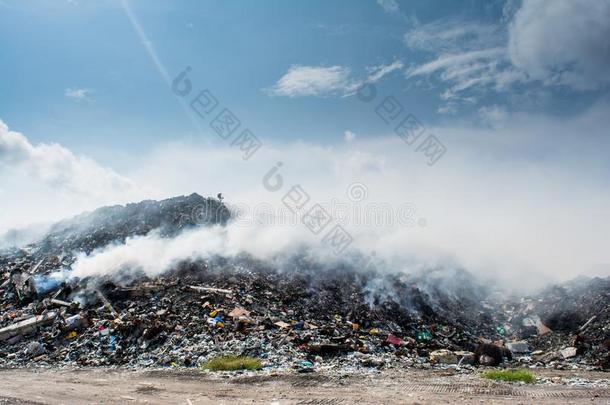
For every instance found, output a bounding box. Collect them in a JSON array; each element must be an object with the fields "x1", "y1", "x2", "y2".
[
  {"x1": 404, "y1": 19, "x2": 517, "y2": 112},
  {"x1": 477, "y1": 105, "x2": 509, "y2": 128},
  {"x1": 404, "y1": 0, "x2": 610, "y2": 112},
  {"x1": 376, "y1": 0, "x2": 399, "y2": 13},
  {"x1": 366, "y1": 60, "x2": 404, "y2": 83},
  {"x1": 406, "y1": 48, "x2": 506, "y2": 78},
  {"x1": 267, "y1": 61, "x2": 403, "y2": 98},
  {"x1": 65, "y1": 87, "x2": 92, "y2": 102},
  {"x1": 406, "y1": 47, "x2": 522, "y2": 113},
  {"x1": 266, "y1": 65, "x2": 352, "y2": 97},
  {"x1": 404, "y1": 19, "x2": 505, "y2": 54}
]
